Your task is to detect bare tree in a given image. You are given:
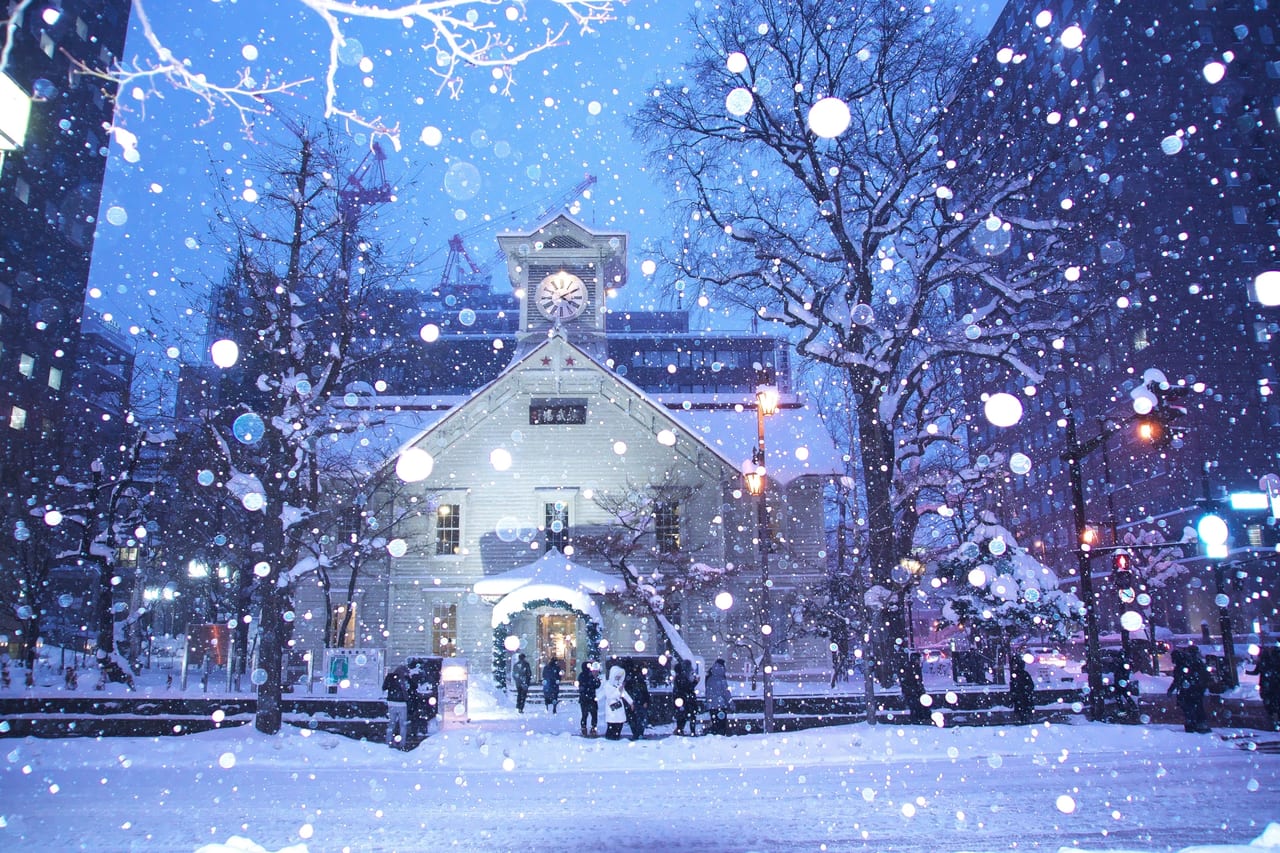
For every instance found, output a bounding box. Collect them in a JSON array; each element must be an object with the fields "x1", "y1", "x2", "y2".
[
  {"x1": 635, "y1": 0, "x2": 1099, "y2": 679},
  {"x1": 65, "y1": 0, "x2": 624, "y2": 143},
  {"x1": 184, "y1": 120, "x2": 417, "y2": 732},
  {"x1": 573, "y1": 477, "x2": 718, "y2": 661}
]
